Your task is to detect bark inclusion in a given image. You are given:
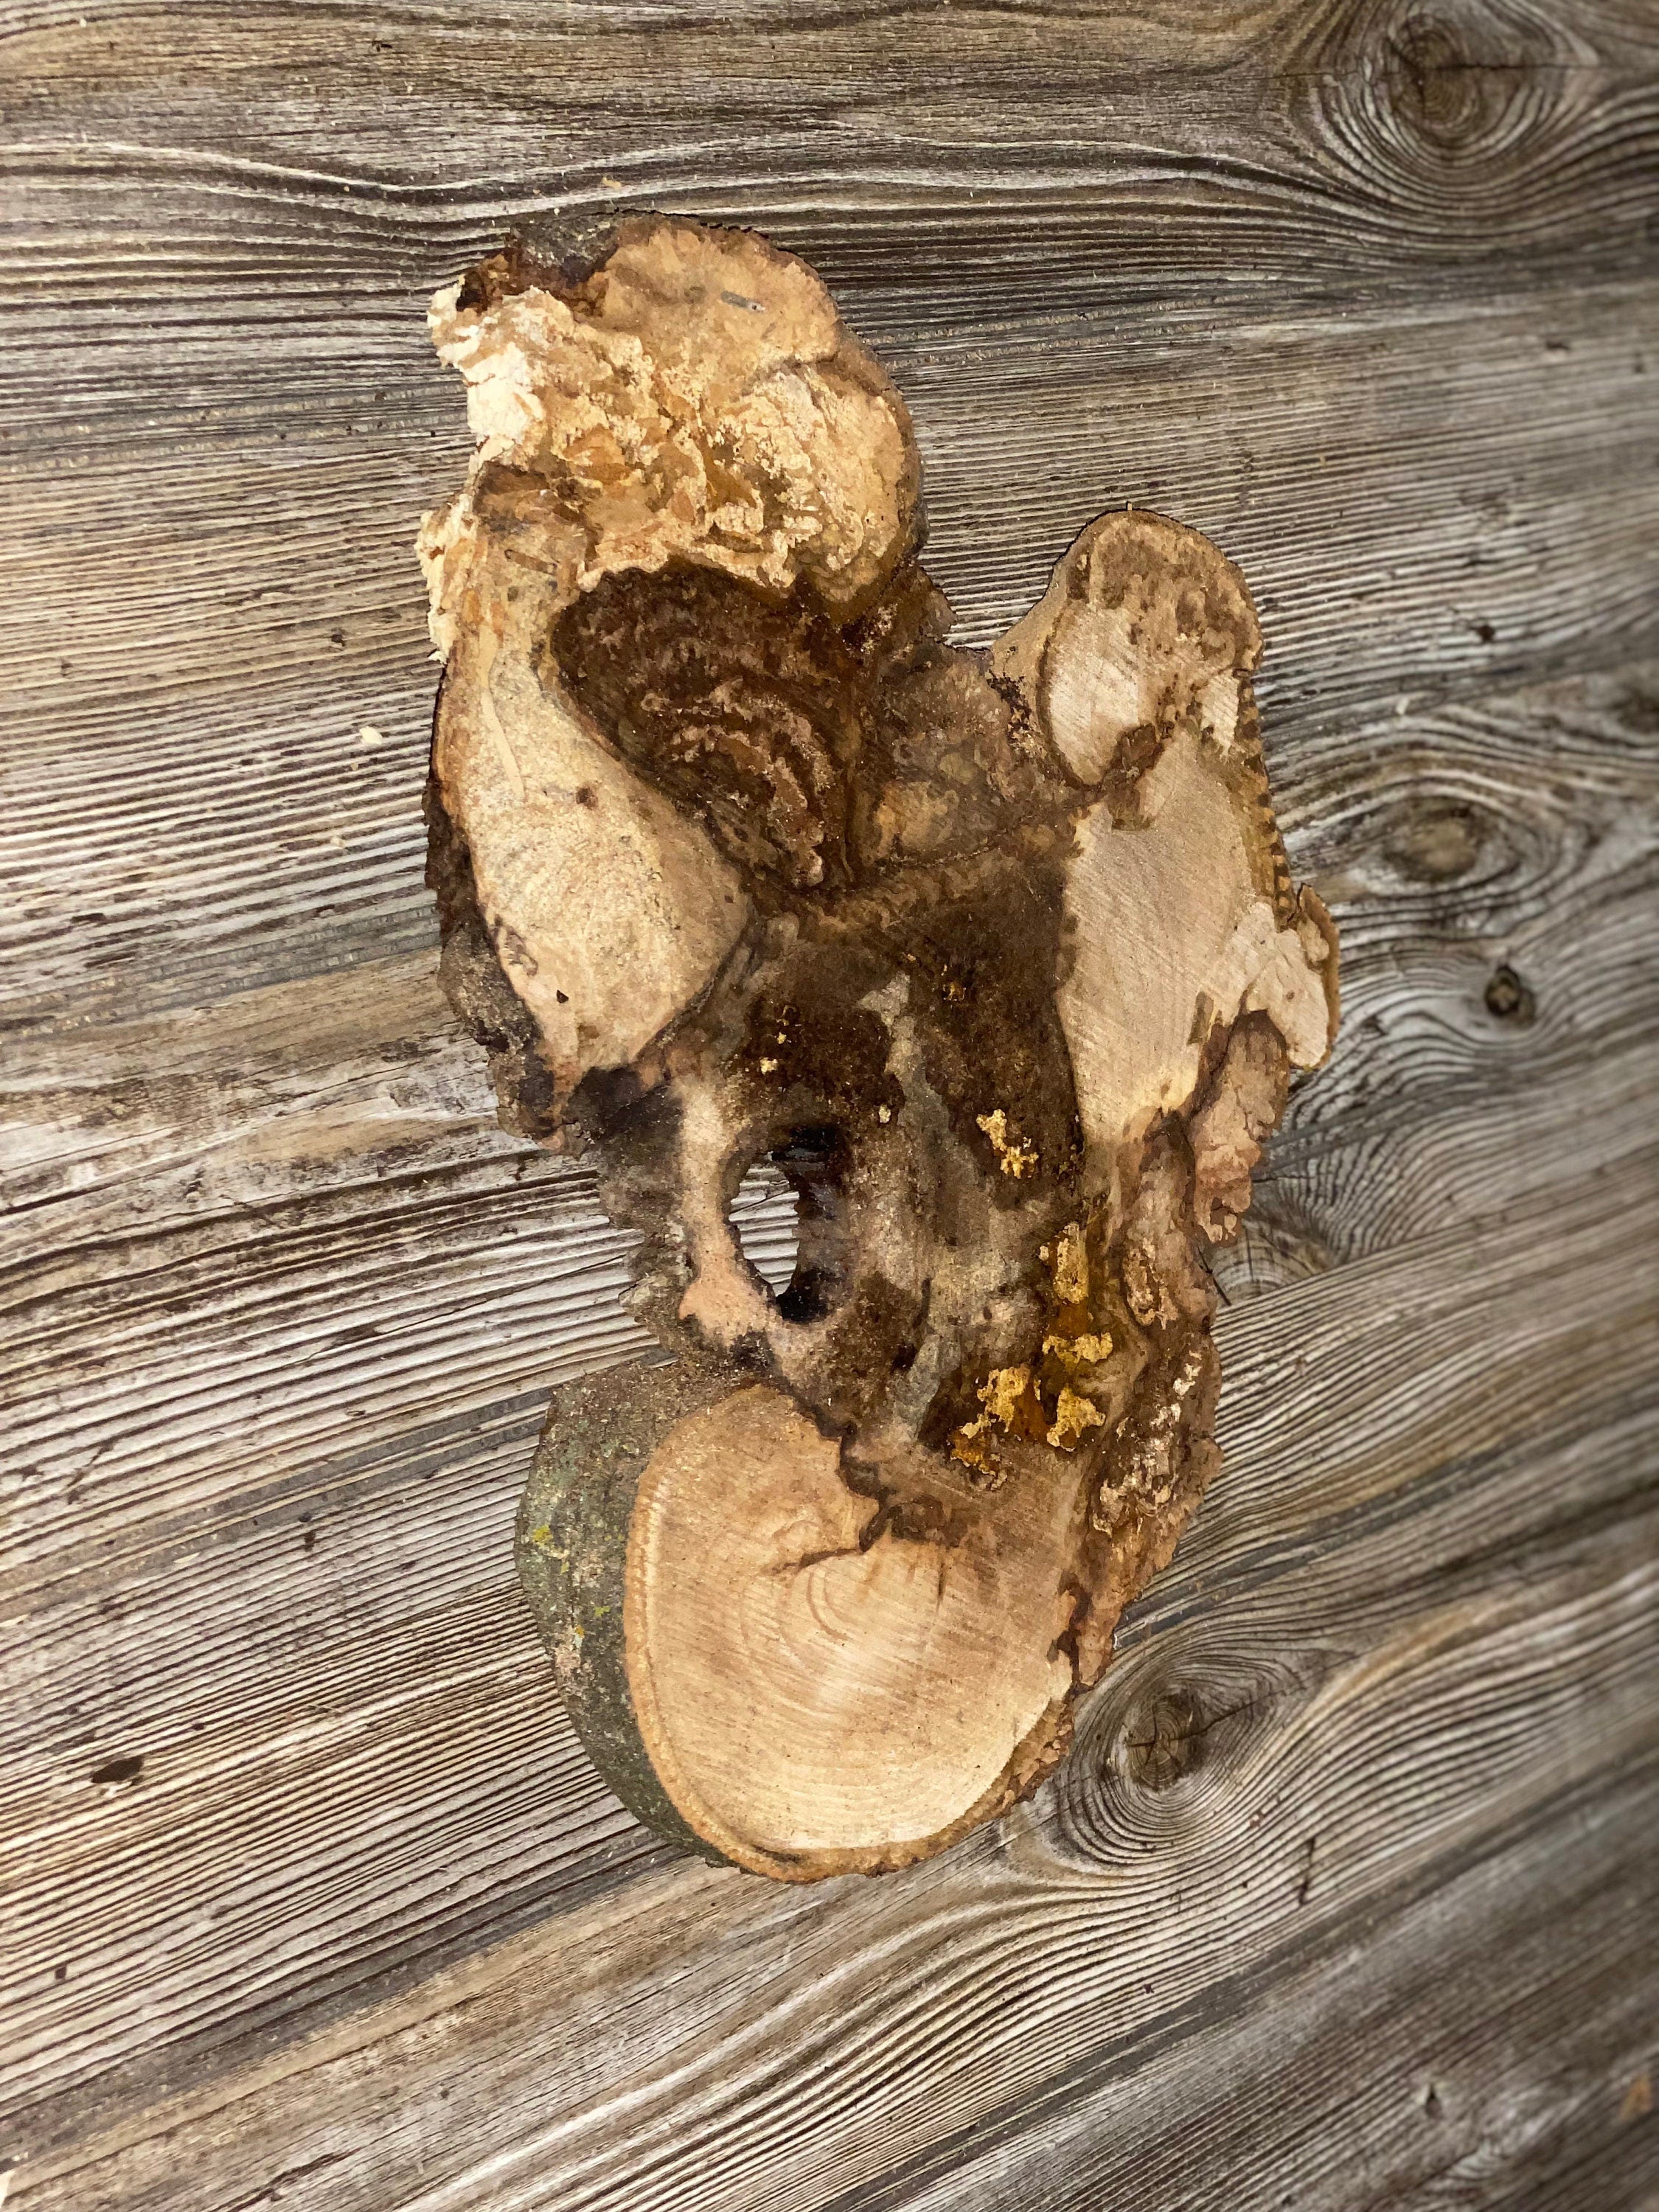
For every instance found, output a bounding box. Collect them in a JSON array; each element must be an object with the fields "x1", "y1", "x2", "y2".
[{"x1": 417, "y1": 216, "x2": 1340, "y2": 1879}]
